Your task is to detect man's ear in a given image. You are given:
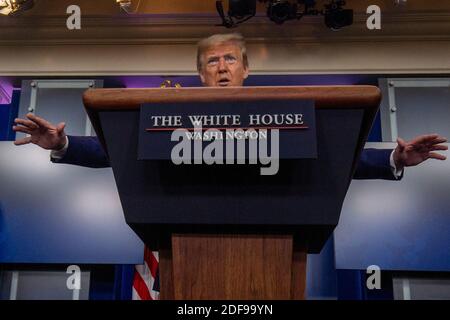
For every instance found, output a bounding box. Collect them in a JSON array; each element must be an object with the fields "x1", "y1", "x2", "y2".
[
  {"x1": 199, "y1": 71, "x2": 206, "y2": 85},
  {"x1": 243, "y1": 67, "x2": 249, "y2": 80}
]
